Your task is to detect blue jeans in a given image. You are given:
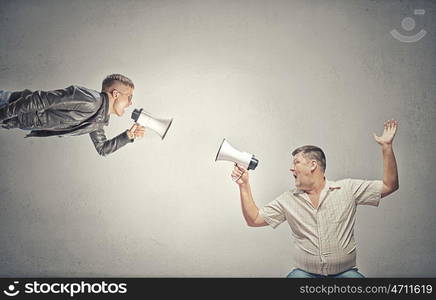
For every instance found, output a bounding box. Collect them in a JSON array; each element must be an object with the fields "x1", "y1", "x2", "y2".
[
  {"x1": 287, "y1": 268, "x2": 365, "y2": 278},
  {"x1": 0, "y1": 90, "x2": 12, "y2": 108}
]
